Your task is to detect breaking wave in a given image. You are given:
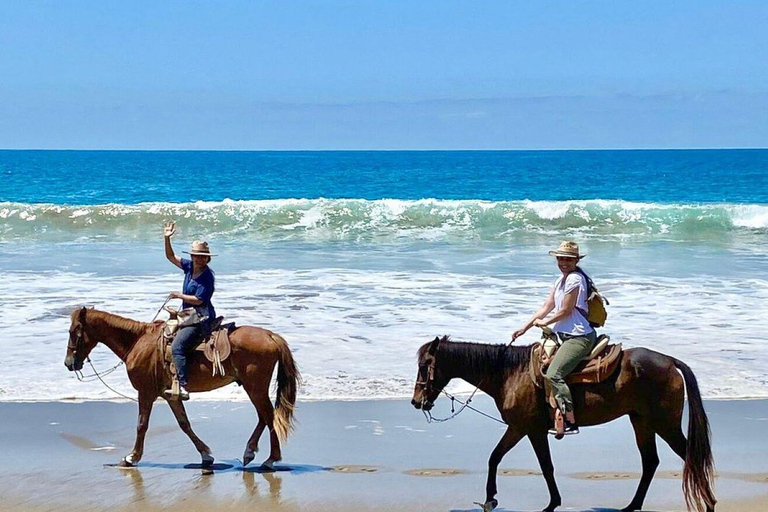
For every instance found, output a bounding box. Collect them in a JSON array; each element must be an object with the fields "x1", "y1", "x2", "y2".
[{"x1": 1, "y1": 199, "x2": 766, "y2": 243}]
